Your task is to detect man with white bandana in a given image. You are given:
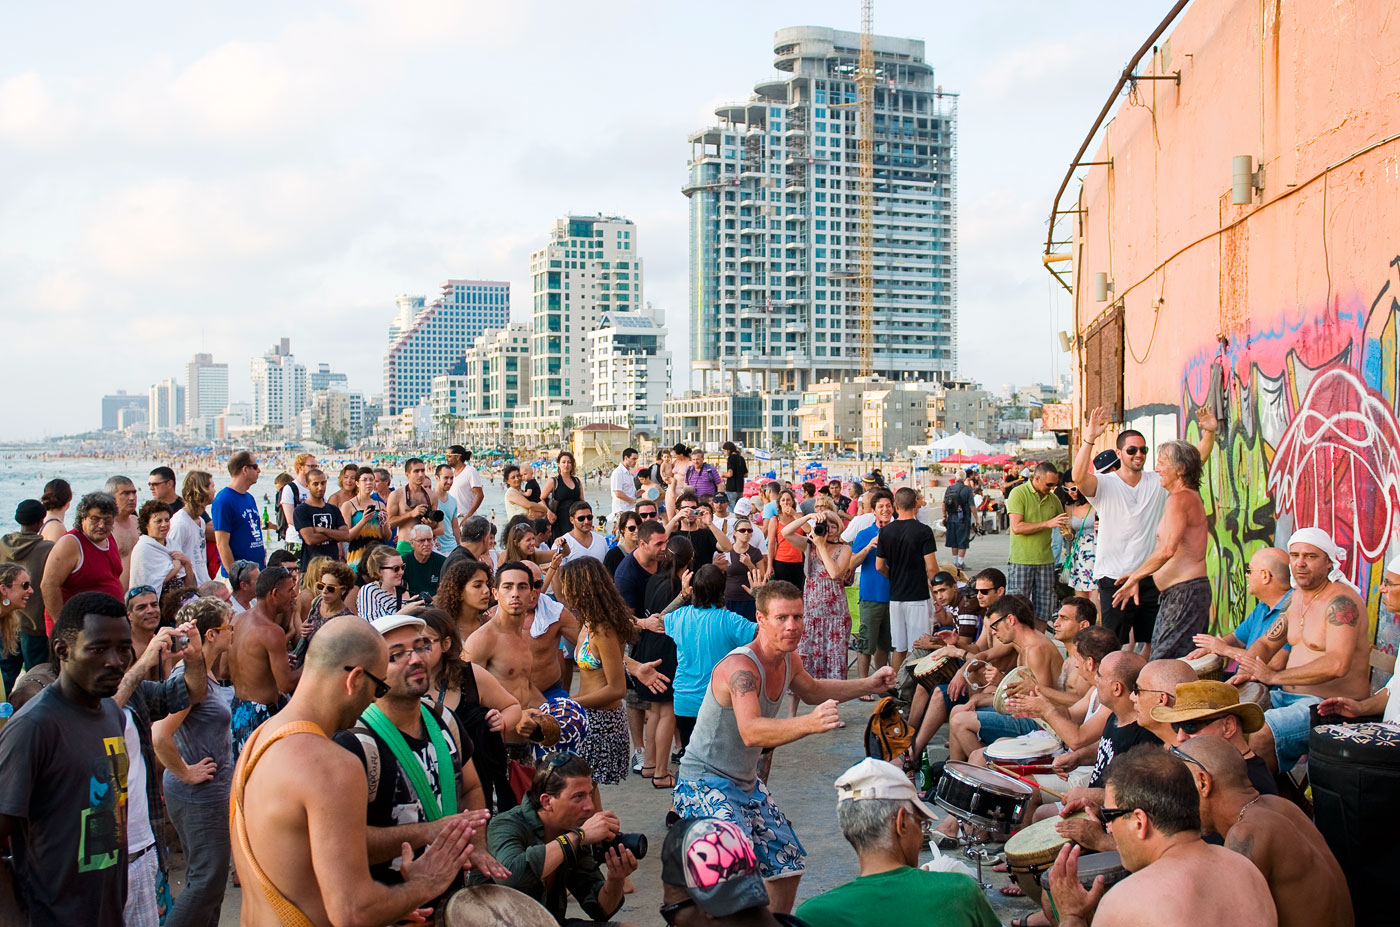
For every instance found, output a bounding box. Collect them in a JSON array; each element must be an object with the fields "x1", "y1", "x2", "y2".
[{"x1": 1230, "y1": 527, "x2": 1372, "y2": 772}]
